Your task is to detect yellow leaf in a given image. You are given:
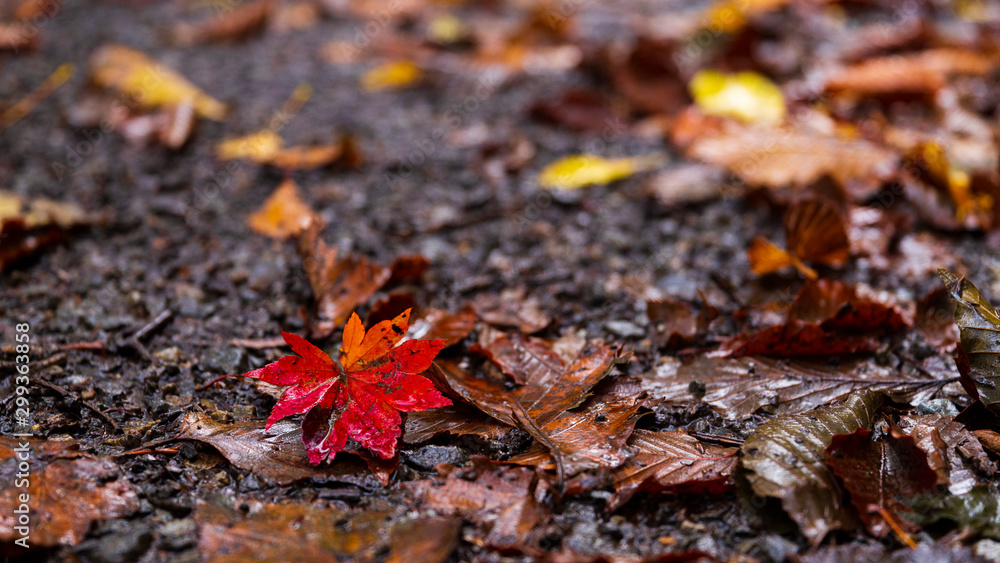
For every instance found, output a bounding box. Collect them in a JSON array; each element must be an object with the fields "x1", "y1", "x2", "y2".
[
  {"x1": 704, "y1": 0, "x2": 788, "y2": 34},
  {"x1": 428, "y1": 13, "x2": 466, "y2": 44},
  {"x1": 89, "y1": 45, "x2": 227, "y2": 121},
  {"x1": 216, "y1": 130, "x2": 284, "y2": 162},
  {"x1": 360, "y1": 60, "x2": 422, "y2": 92},
  {"x1": 538, "y1": 154, "x2": 665, "y2": 190},
  {"x1": 248, "y1": 179, "x2": 320, "y2": 239},
  {"x1": 689, "y1": 70, "x2": 785, "y2": 125}
]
